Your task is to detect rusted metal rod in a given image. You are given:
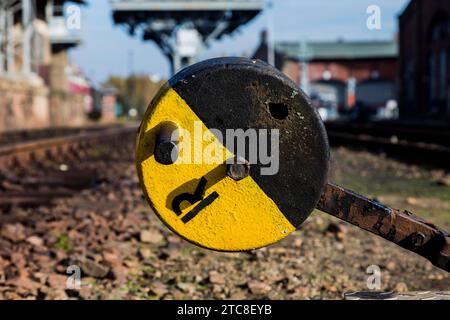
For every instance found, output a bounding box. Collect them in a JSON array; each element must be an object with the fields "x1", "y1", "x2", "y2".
[{"x1": 317, "y1": 183, "x2": 450, "y2": 272}]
